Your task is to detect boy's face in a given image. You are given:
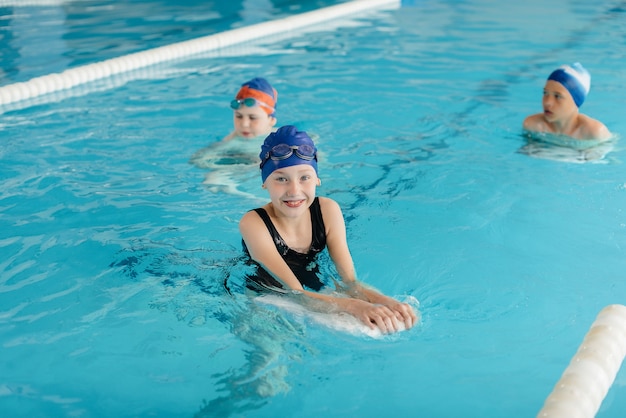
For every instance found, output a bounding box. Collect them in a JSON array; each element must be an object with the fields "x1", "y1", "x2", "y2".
[
  {"x1": 232, "y1": 105, "x2": 276, "y2": 139},
  {"x1": 541, "y1": 80, "x2": 578, "y2": 122}
]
